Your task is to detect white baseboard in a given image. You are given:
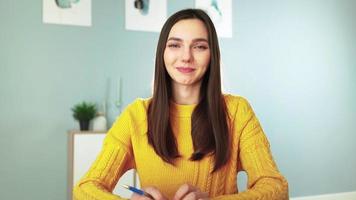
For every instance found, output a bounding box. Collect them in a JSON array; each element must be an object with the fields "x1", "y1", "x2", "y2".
[{"x1": 291, "y1": 191, "x2": 356, "y2": 200}]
